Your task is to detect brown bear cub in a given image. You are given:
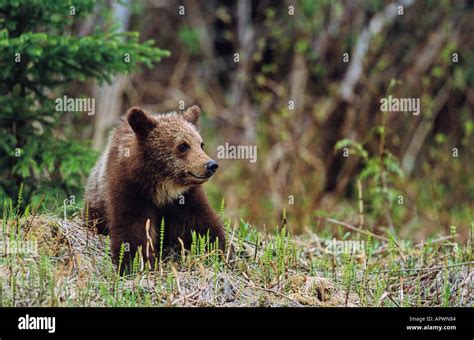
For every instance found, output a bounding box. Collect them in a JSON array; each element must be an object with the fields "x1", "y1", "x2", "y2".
[{"x1": 84, "y1": 105, "x2": 225, "y2": 272}]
